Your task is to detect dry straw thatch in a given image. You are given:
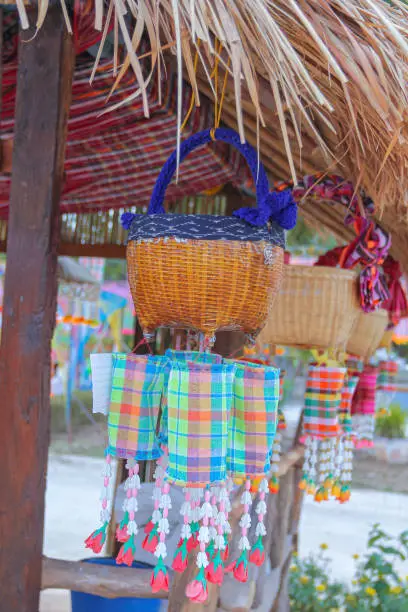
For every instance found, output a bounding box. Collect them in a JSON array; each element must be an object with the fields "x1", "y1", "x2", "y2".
[{"x1": 10, "y1": 0, "x2": 408, "y2": 219}]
